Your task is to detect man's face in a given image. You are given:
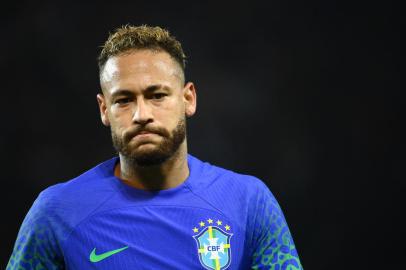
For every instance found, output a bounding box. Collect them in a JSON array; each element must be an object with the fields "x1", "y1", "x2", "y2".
[{"x1": 97, "y1": 50, "x2": 196, "y2": 166}]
